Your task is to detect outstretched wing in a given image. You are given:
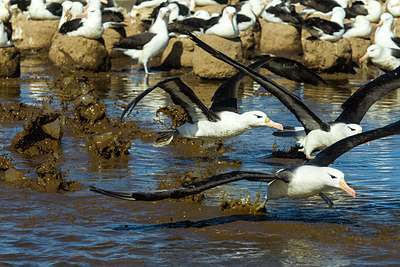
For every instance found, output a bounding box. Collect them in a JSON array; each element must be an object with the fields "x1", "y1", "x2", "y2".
[
  {"x1": 260, "y1": 56, "x2": 326, "y2": 86},
  {"x1": 335, "y1": 67, "x2": 400, "y2": 124},
  {"x1": 308, "y1": 119, "x2": 400, "y2": 167},
  {"x1": 121, "y1": 77, "x2": 220, "y2": 123},
  {"x1": 90, "y1": 171, "x2": 281, "y2": 201},
  {"x1": 188, "y1": 32, "x2": 330, "y2": 133}
]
